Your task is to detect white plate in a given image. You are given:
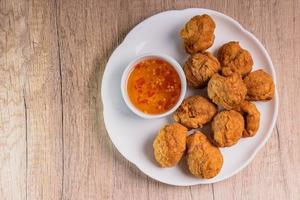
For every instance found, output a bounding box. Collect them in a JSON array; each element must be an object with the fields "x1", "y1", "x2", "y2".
[{"x1": 101, "y1": 8, "x2": 278, "y2": 186}]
